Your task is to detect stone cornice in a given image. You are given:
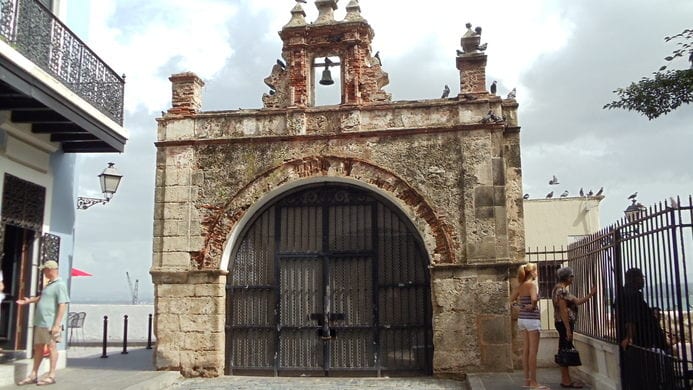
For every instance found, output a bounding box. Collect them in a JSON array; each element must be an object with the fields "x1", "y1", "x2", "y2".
[{"x1": 155, "y1": 123, "x2": 506, "y2": 148}]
